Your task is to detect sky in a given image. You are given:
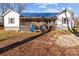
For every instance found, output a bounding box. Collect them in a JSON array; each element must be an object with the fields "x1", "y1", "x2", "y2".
[
  {"x1": 21, "y1": 3, "x2": 79, "y2": 17},
  {"x1": 0, "y1": 3, "x2": 79, "y2": 17}
]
